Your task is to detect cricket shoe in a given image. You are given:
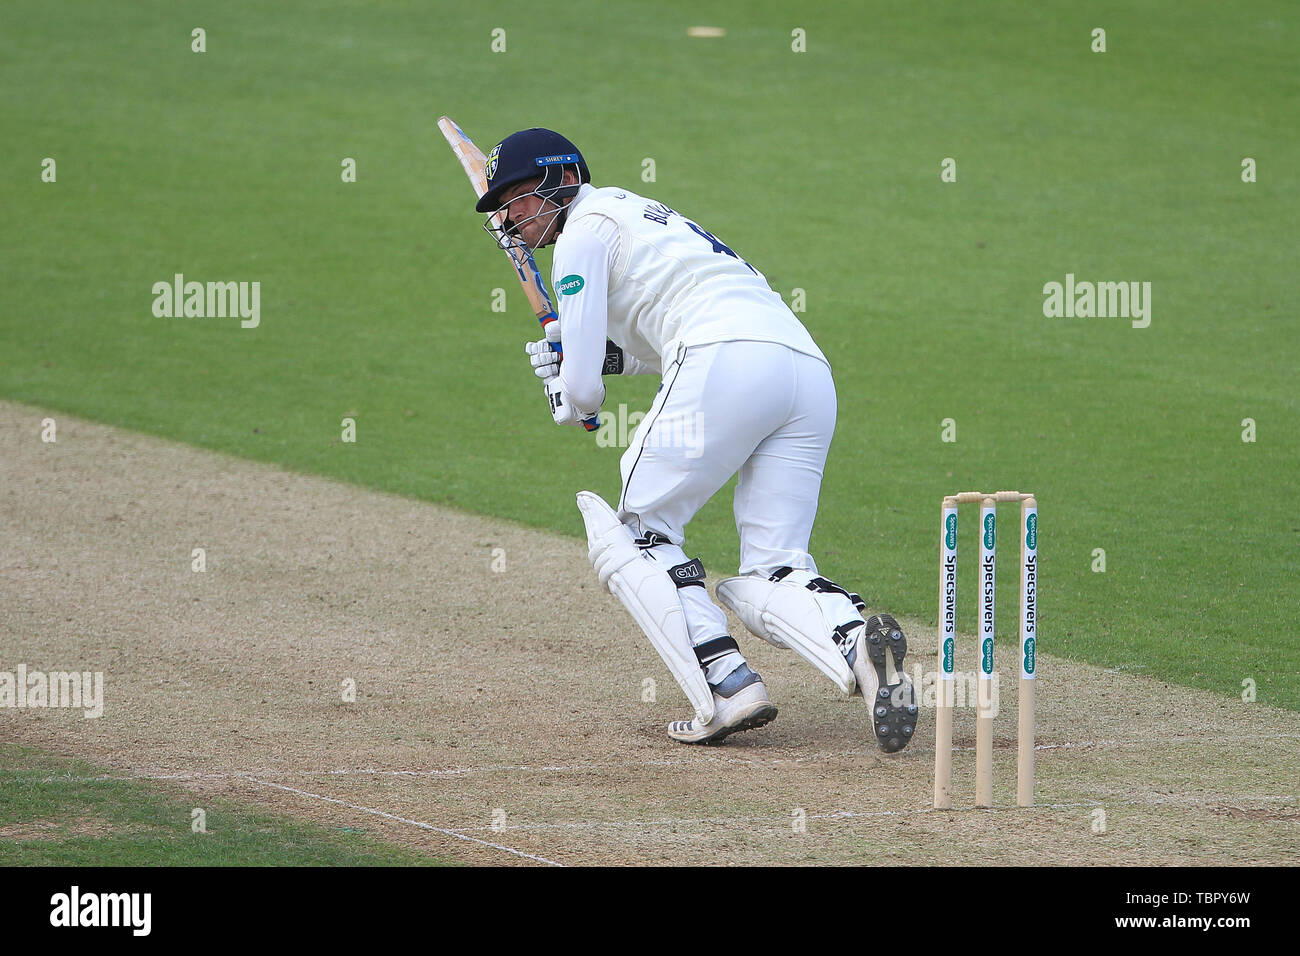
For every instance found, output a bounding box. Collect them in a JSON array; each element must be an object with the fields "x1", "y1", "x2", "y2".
[
  {"x1": 667, "y1": 664, "x2": 777, "y2": 745},
  {"x1": 844, "y1": 613, "x2": 918, "y2": 753}
]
